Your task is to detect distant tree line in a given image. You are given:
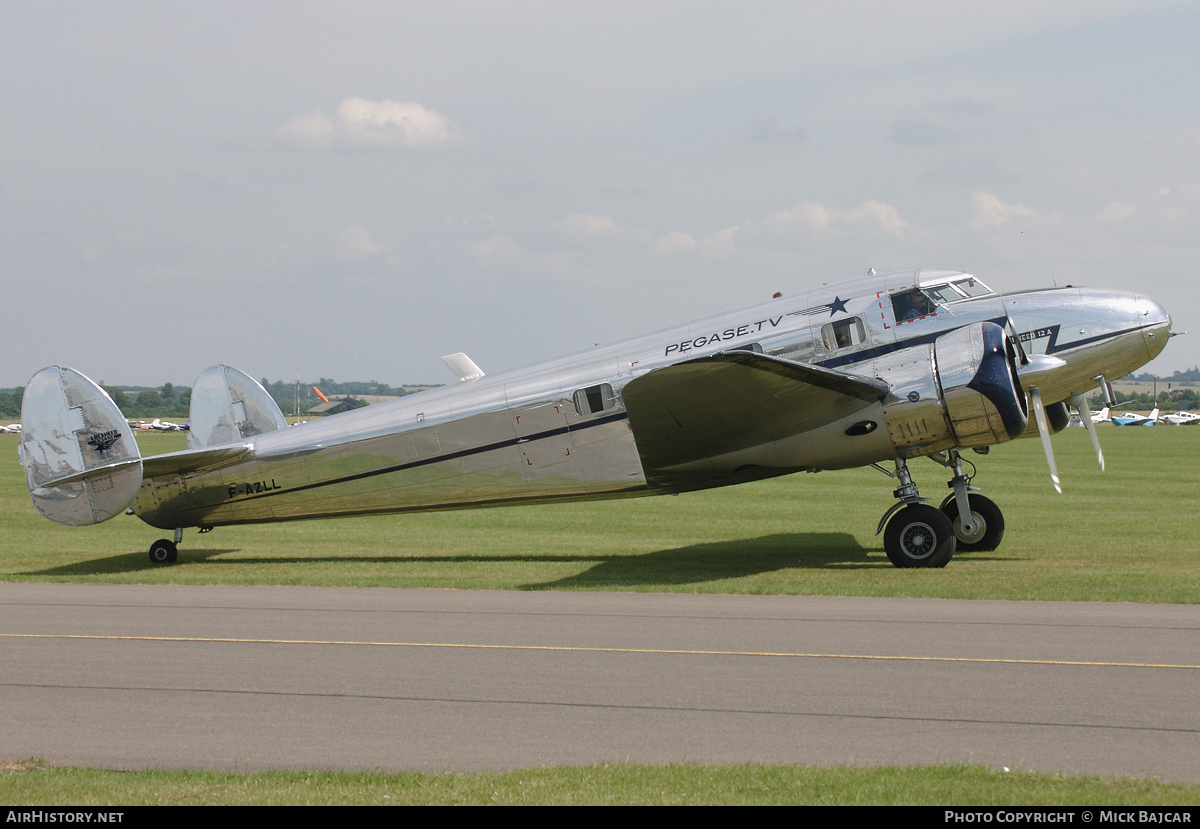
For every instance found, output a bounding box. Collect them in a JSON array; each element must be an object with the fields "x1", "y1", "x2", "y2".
[
  {"x1": 0, "y1": 384, "x2": 192, "y2": 420},
  {"x1": 0, "y1": 389, "x2": 23, "y2": 419},
  {"x1": 0, "y1": 378, "x2": 439, "y2": 421},
  {"x1": 258, "y1": 378, "x2": 430, "y2": 415},
  {"x1": 1132, "y1": 366, "x2": 1200, "y2": 382},
  {"x1": 1090, "y1": 387, "x2": 1200, "y2": 411}
]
